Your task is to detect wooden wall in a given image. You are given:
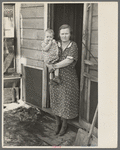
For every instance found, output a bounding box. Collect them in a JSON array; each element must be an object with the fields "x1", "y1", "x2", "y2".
[
  {"x1": 20, "y1": 3, "x2": 44, "y2": 68},
  {"x1": 20, "y1": 3, "x2": 47, "y2": 107},
  {"x1": 79, "y1": 3, "x2": 98, "y2": 132},
  {"x1": 90, "y1": 3, "x2": 98, "y2": 77}
]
